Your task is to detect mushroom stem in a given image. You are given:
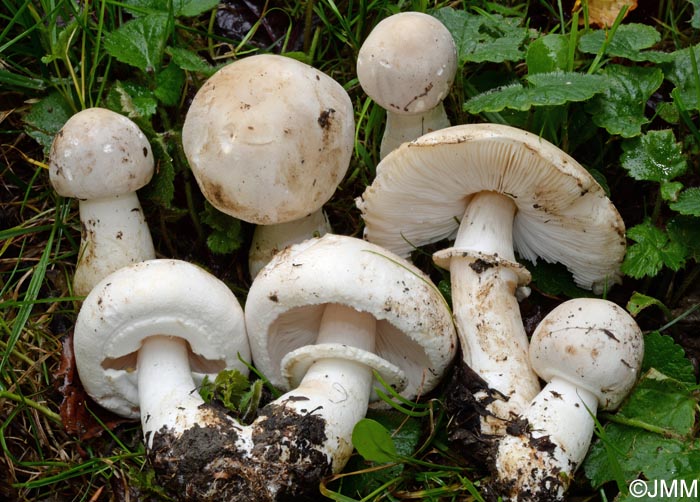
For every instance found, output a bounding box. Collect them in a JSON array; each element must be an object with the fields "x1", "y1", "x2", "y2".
[
  {"x1": 447, "y1": 191, "x2": 540, "y2": 433},
  {"x1": 493, "y1": 379, "x2": 599, "y2": 501},
  {"x1": 75, "y1": 193, "x2": 154, "y2": 296},
  {"x1": 248, "y1": 209, "x2": 332, "y2": 278},
  {"x1": 137, "y1": 335, "x2": 205, "y2": 447},
  {"x1": 380, "y1": 105, "x2": 451, "y2": 159},
  {"x1": 265, "y1": 303, "x2": 376, "y2": 471}
]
